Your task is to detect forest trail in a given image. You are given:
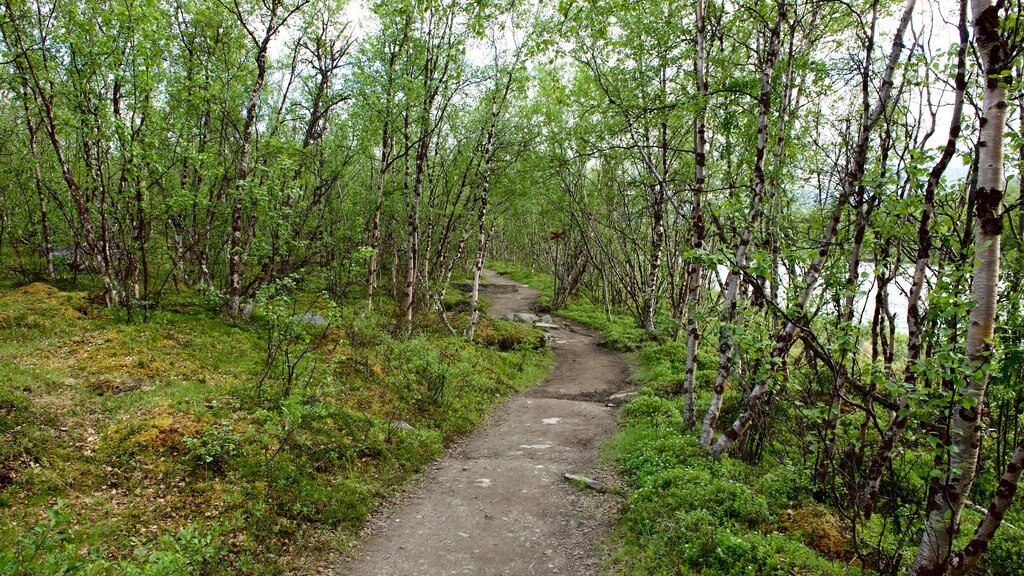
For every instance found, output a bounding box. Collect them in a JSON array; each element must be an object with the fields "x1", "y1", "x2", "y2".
[{"x1": 341, "y1": 270, "x2": 629, "y2": 576}]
